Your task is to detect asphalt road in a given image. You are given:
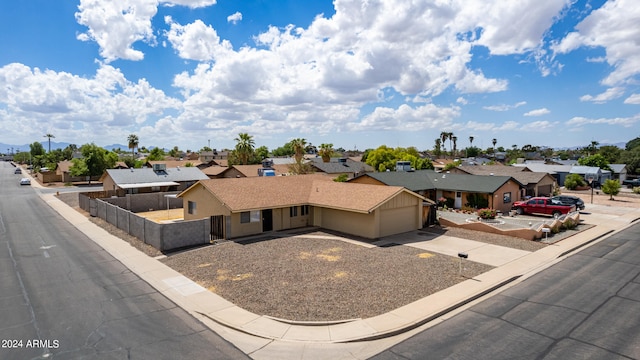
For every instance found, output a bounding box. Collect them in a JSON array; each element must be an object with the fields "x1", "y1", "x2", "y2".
[
  {"x1": 372, "y1": 220, "x2": 640, "y2": 359},
  {"x1": 0, "y1": 162, "x2": 249, "y2": 359}
]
